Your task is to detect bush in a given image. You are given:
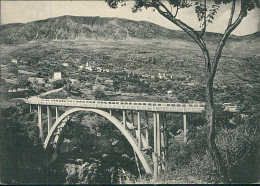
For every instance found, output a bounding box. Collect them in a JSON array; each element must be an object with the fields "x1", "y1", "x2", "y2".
[
  {"x1": 161, "y1": 118, "x2": 260, "y2": 183},
  {"x1": 216, "y1": 120, "x2": 260, "y2": 183},
  {"x1": 166, "y1": 127, "x2": 209, "y2": 173},
  {"x1": 0, "y1": 103, "x2": 45, "y2": 184},
  {"x1": 93, "y1": 87, "x2": 108, "y2": 100}
]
